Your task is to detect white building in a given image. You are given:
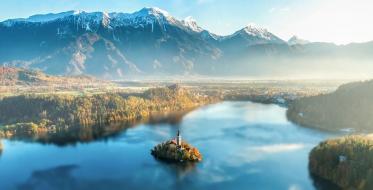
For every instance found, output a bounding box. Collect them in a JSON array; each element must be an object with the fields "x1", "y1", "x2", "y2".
[{"x1": 176, "y1": 130, "x2": 182, "y2": 147}]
